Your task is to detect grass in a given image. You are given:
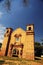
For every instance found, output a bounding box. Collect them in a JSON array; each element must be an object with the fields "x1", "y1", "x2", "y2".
[
  {"x1": 0, "y1": 60, "x2": 5, "y2": 65},
  {"x1": 0, "y1": 56, "x2": 43, "y2": 65}
]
